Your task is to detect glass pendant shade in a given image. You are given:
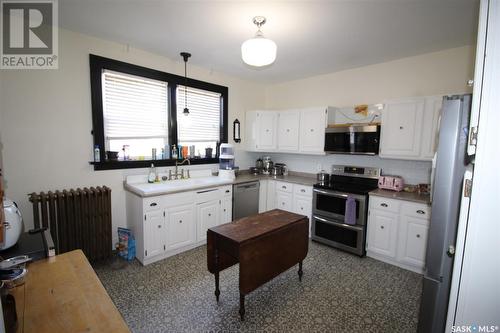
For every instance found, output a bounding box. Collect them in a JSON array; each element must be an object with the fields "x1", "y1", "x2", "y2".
[{"x1": 241, "y1": 36, "x2": 277, "y2": 67}]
